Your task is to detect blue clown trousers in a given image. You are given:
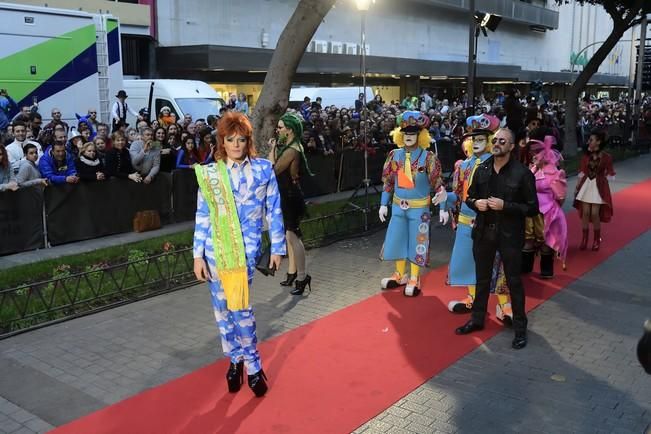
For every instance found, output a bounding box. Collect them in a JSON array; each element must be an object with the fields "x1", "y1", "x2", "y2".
[
  {"x1": 208, "y1": 274, "x2": 262, "y2": 375},
  {"x1": 382, "y1": 204, "x2": 431, "y2": 266}
]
